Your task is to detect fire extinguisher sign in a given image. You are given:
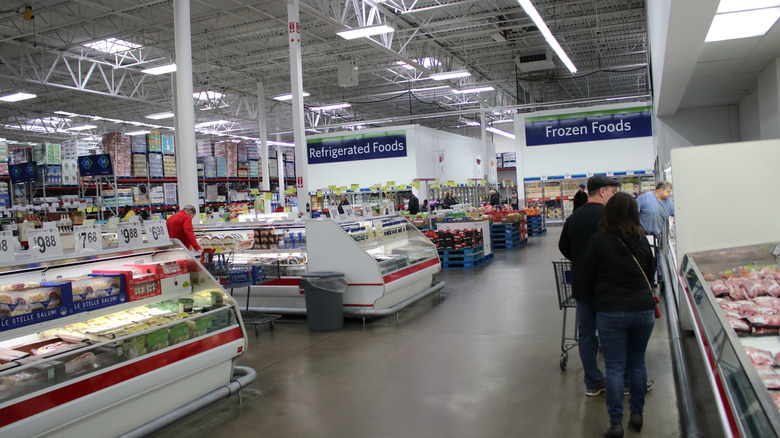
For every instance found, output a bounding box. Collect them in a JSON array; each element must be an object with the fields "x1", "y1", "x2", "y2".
[
  {"x1": 289, "y1": 21, "x2": 300, "y2": 43},
  {"x1": 297, "y1": 176, "x2": 303, "y2": 188}
]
